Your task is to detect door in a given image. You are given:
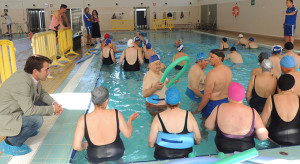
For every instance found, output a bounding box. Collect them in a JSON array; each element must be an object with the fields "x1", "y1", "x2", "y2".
[
  {"x1": 135, "y1": 8, "x2": 148, "y2": 30},
  {"x1": 27, "y1": 9, "x2": 45, "y2": 32}
]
